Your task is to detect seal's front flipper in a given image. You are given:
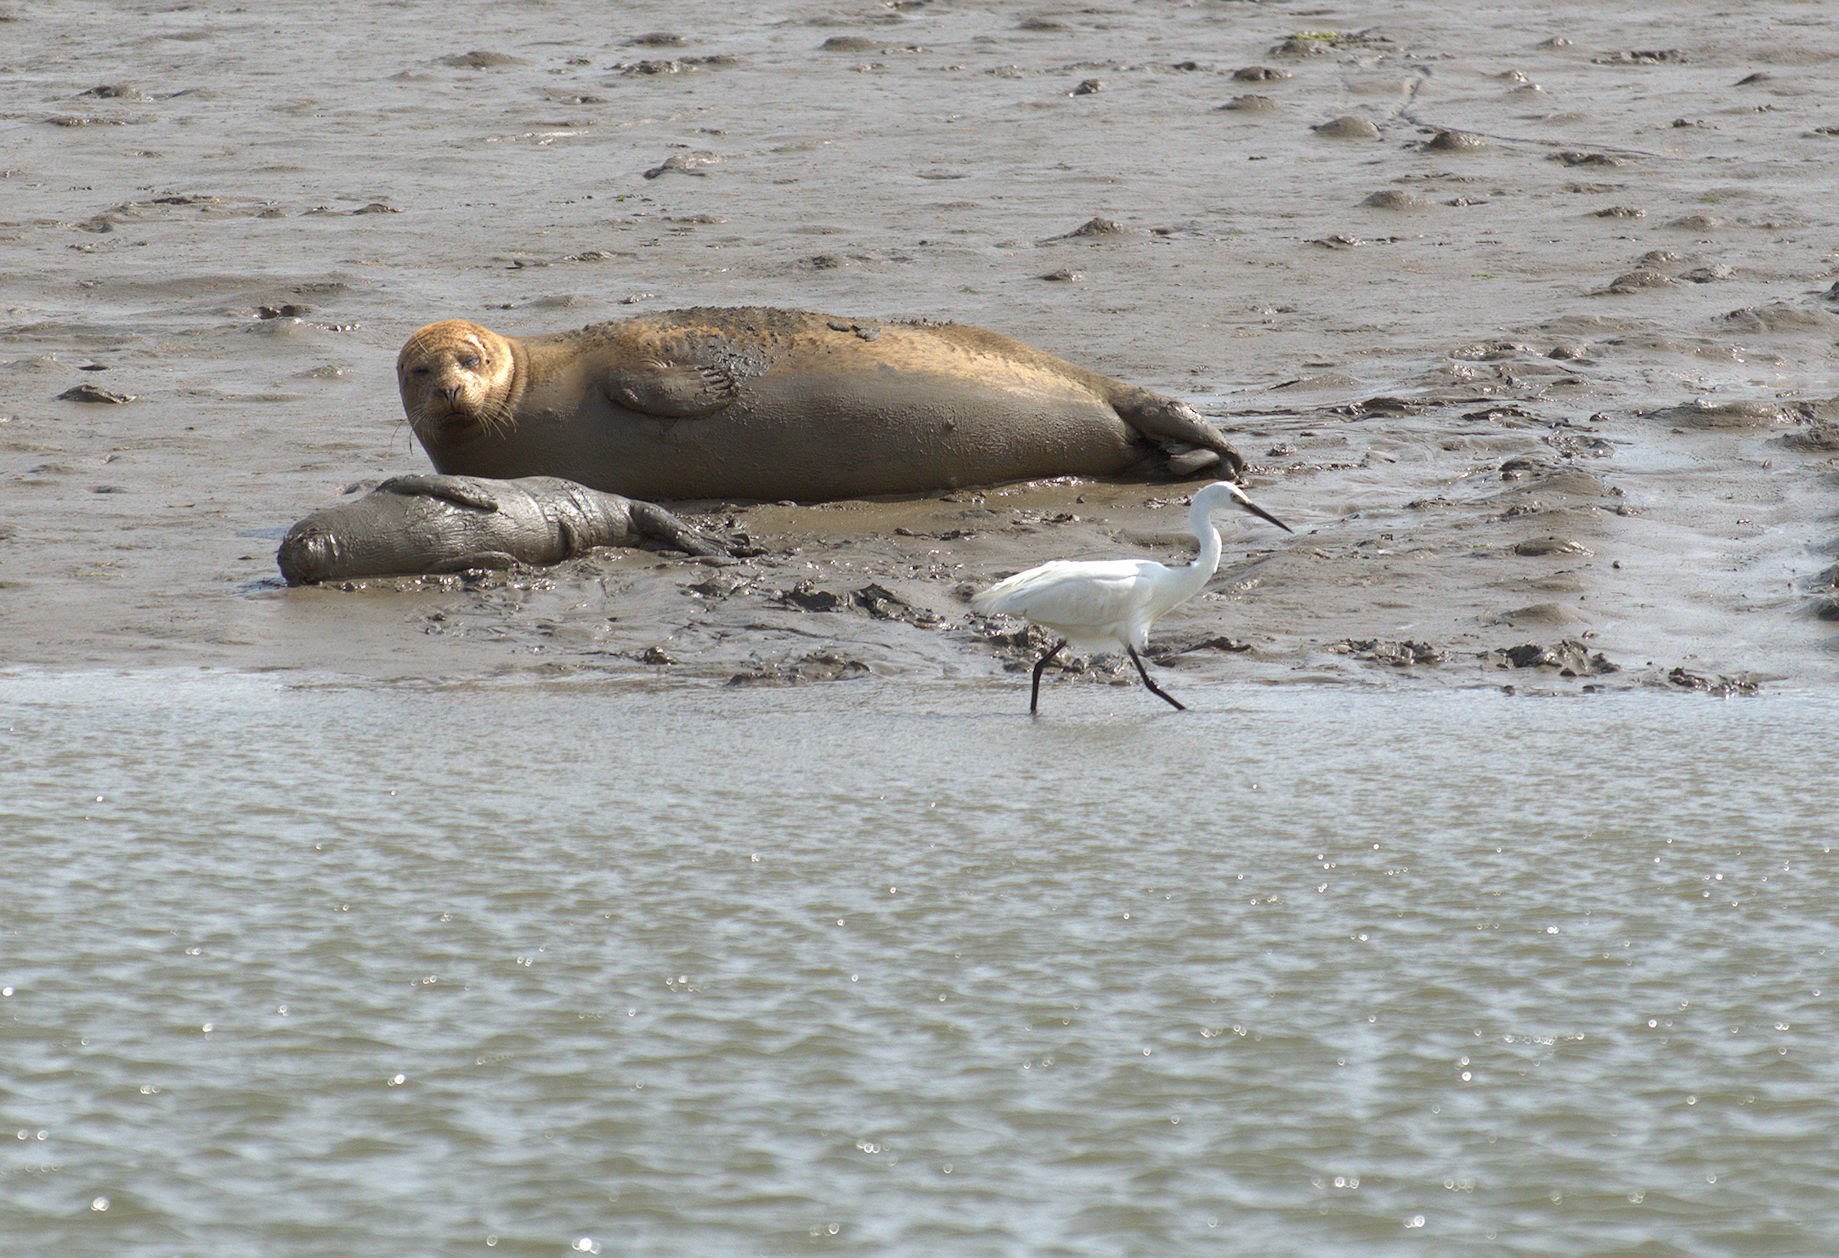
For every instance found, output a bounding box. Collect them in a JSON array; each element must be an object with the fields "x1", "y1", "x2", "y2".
[
  {"x1": 604, "y1": 359, "x2": 741, "y2": 419},
  {"x1": 376, "y1": 474, "x2": 502, "y2": 512},
  {"x1": 628, "y1": 500, "x2": 734, "y2": 557},
  {"x1": 426, "y1": 551, "x2": 520, "y2": 574},
  {"x1": 1114, "y1": 392, "x2": 1247, "y2": 480}
]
